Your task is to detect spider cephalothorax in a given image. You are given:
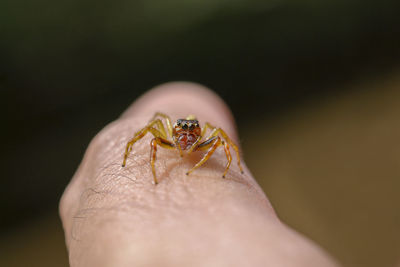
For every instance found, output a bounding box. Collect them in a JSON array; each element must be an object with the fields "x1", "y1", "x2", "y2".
[{"x1": 122, "y1": 112, "x2": 243, "y2": 184}]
